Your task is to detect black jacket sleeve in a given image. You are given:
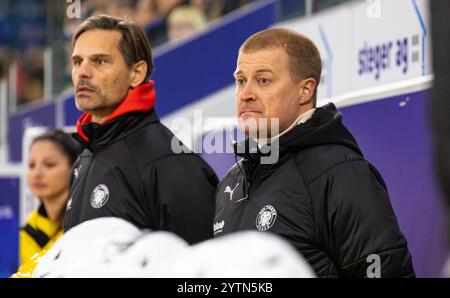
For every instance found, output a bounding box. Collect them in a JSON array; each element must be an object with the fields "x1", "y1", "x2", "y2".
[
  {"x1": 323, "y1": 160, "x2": 415, "y2": 278},
  {"x1": 144, "y1": 154, "x2": 218, "y2": 244}
]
